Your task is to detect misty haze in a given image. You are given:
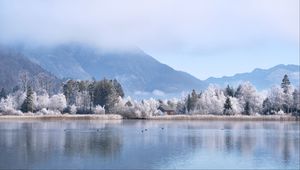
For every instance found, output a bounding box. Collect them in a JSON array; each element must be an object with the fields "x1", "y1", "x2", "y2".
[{"x1": 0, "y1": 0, "x2": 299, "y2": 169}]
